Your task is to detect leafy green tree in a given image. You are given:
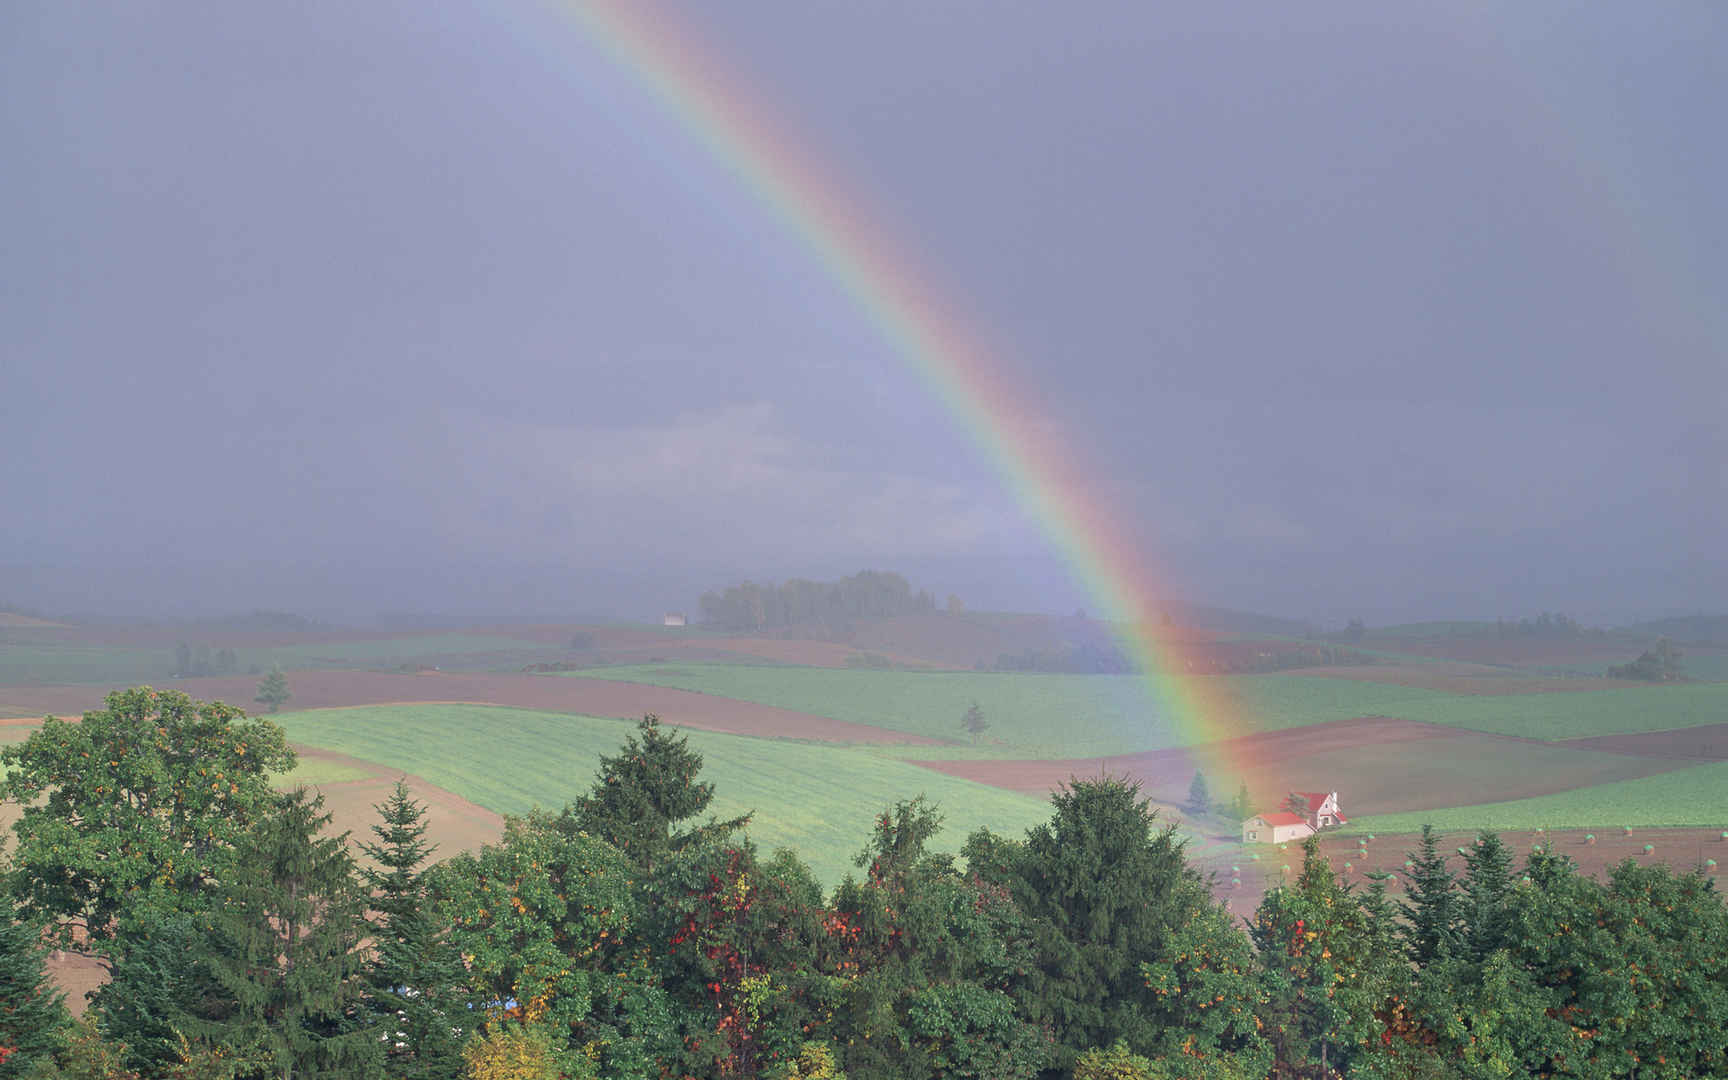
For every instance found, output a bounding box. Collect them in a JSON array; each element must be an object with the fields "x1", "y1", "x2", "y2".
[
  {"x1": 1073, "y1": 1040, "x2": 1155, "y2": 1079},
  {"x1": 1398, "y1": 825, "x2": 1459, "y2": 965},
  {"x1": 359, "y1": 780, "x2": 466, "y2": 1079},
  {"x1": 0, "y1": 901, "x2": 69, "y2": 1076},
  {"x1": 989, "y1": 778, "x2": 1210, "y2": 1071},
  {"x1": 0, "y1": 687, "x2": 295, "y2": 954},
  {"x1": 1185, "y1": 771, "x2": 1211, "y2": 816},
  {"x1": 430, "y1": 811, "x2": 681, "y2": 1077},
  {"x1": 961, "y1": 701, "x2": 989, "y2": 742},
  {"x1": 644, "y1": 839, "x2": 828, "y2": 1076},
  {"x1": 1484, "y1": 855, "x2": 1728, "y2": 1076},
  {"x1": 824, "y1": 798, "x2": 1048, "y2": 1080},
  {"x1": 562, "y1": 715, "x2": 749, "y2": 871},
  {"x1": 1250, "y1": 835, "x2": 1407, "y2": 1078},
  {"x1": 254, "y1": 668, "x2": 291, "y2": 714},
  {"x1": 1138, "y1": 902, "x2": 1271, "y2": 1077},
  {"x1": 185, "y1": 787, "x2": 380, "y2": 1078}
]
